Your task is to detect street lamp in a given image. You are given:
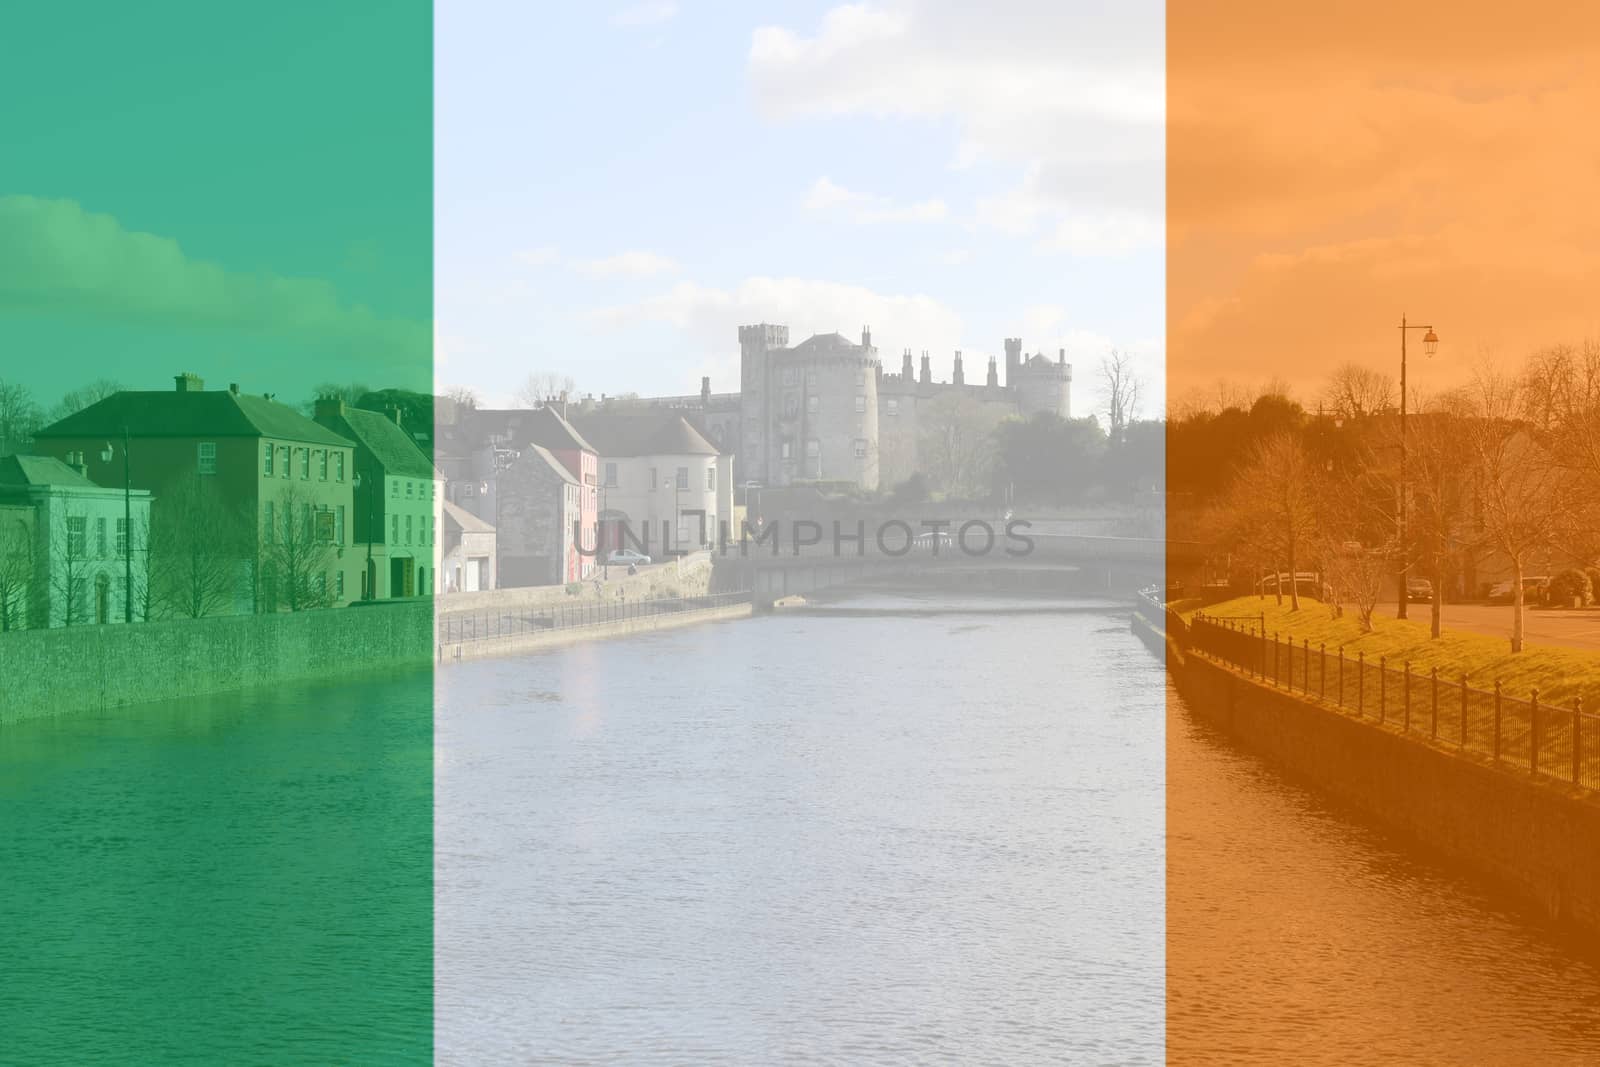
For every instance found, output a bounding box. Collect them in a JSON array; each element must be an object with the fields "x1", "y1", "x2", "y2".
[
  {"x1": 100, "y1": 427, "x2": 132, "y2": 623},
  {"x1": 1397, "y1": 314, "x2": 1440, "y2": 619},
  {"x1": 354, "y1": 471, "x2": 374, "y2": 599}
]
